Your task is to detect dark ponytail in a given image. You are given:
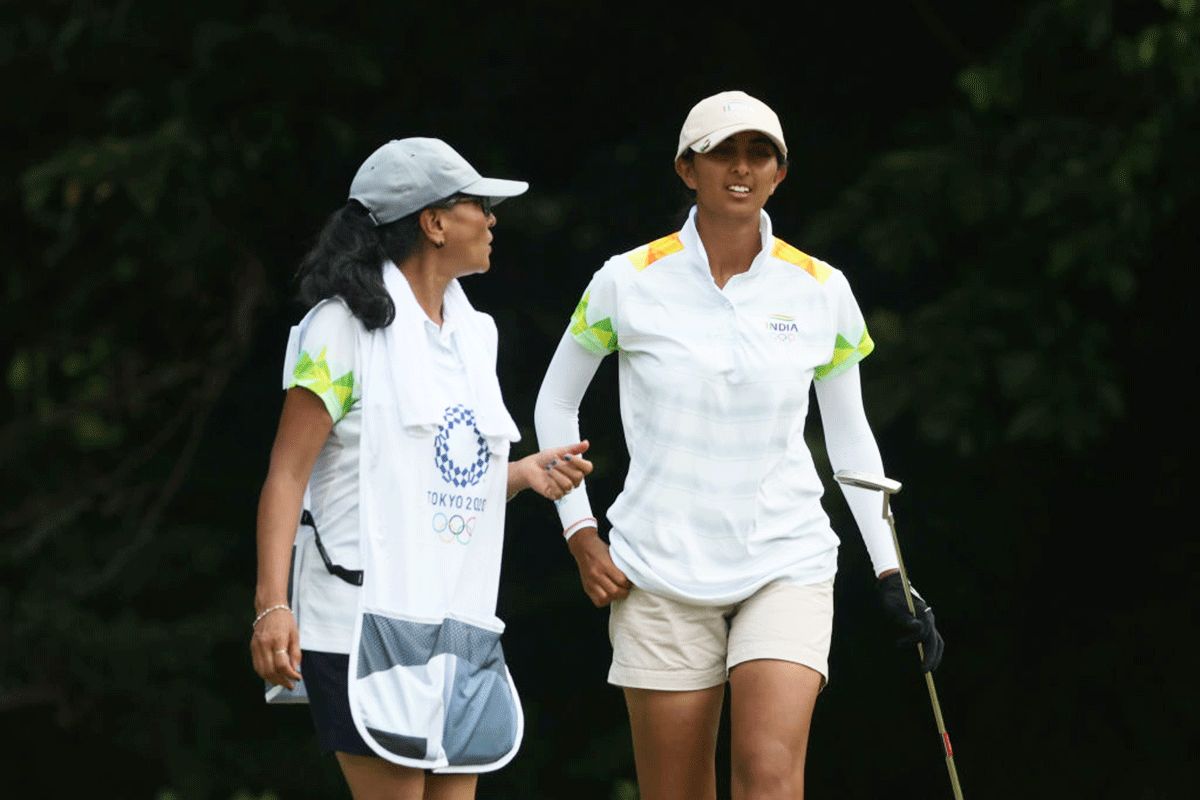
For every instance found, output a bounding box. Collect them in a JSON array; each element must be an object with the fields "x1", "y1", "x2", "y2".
[{"x1": 296, "y1": 200, "x2": 424, "y2": 331}]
